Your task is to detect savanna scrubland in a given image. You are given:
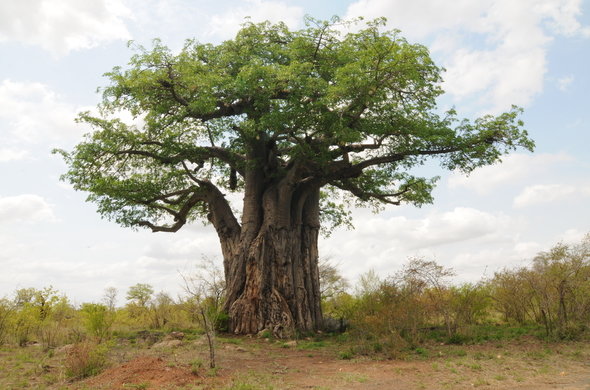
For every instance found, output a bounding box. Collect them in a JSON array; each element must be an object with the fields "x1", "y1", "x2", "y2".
[{"x1": 1, "y1": 234, "x2": 589, "y2": 389}]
